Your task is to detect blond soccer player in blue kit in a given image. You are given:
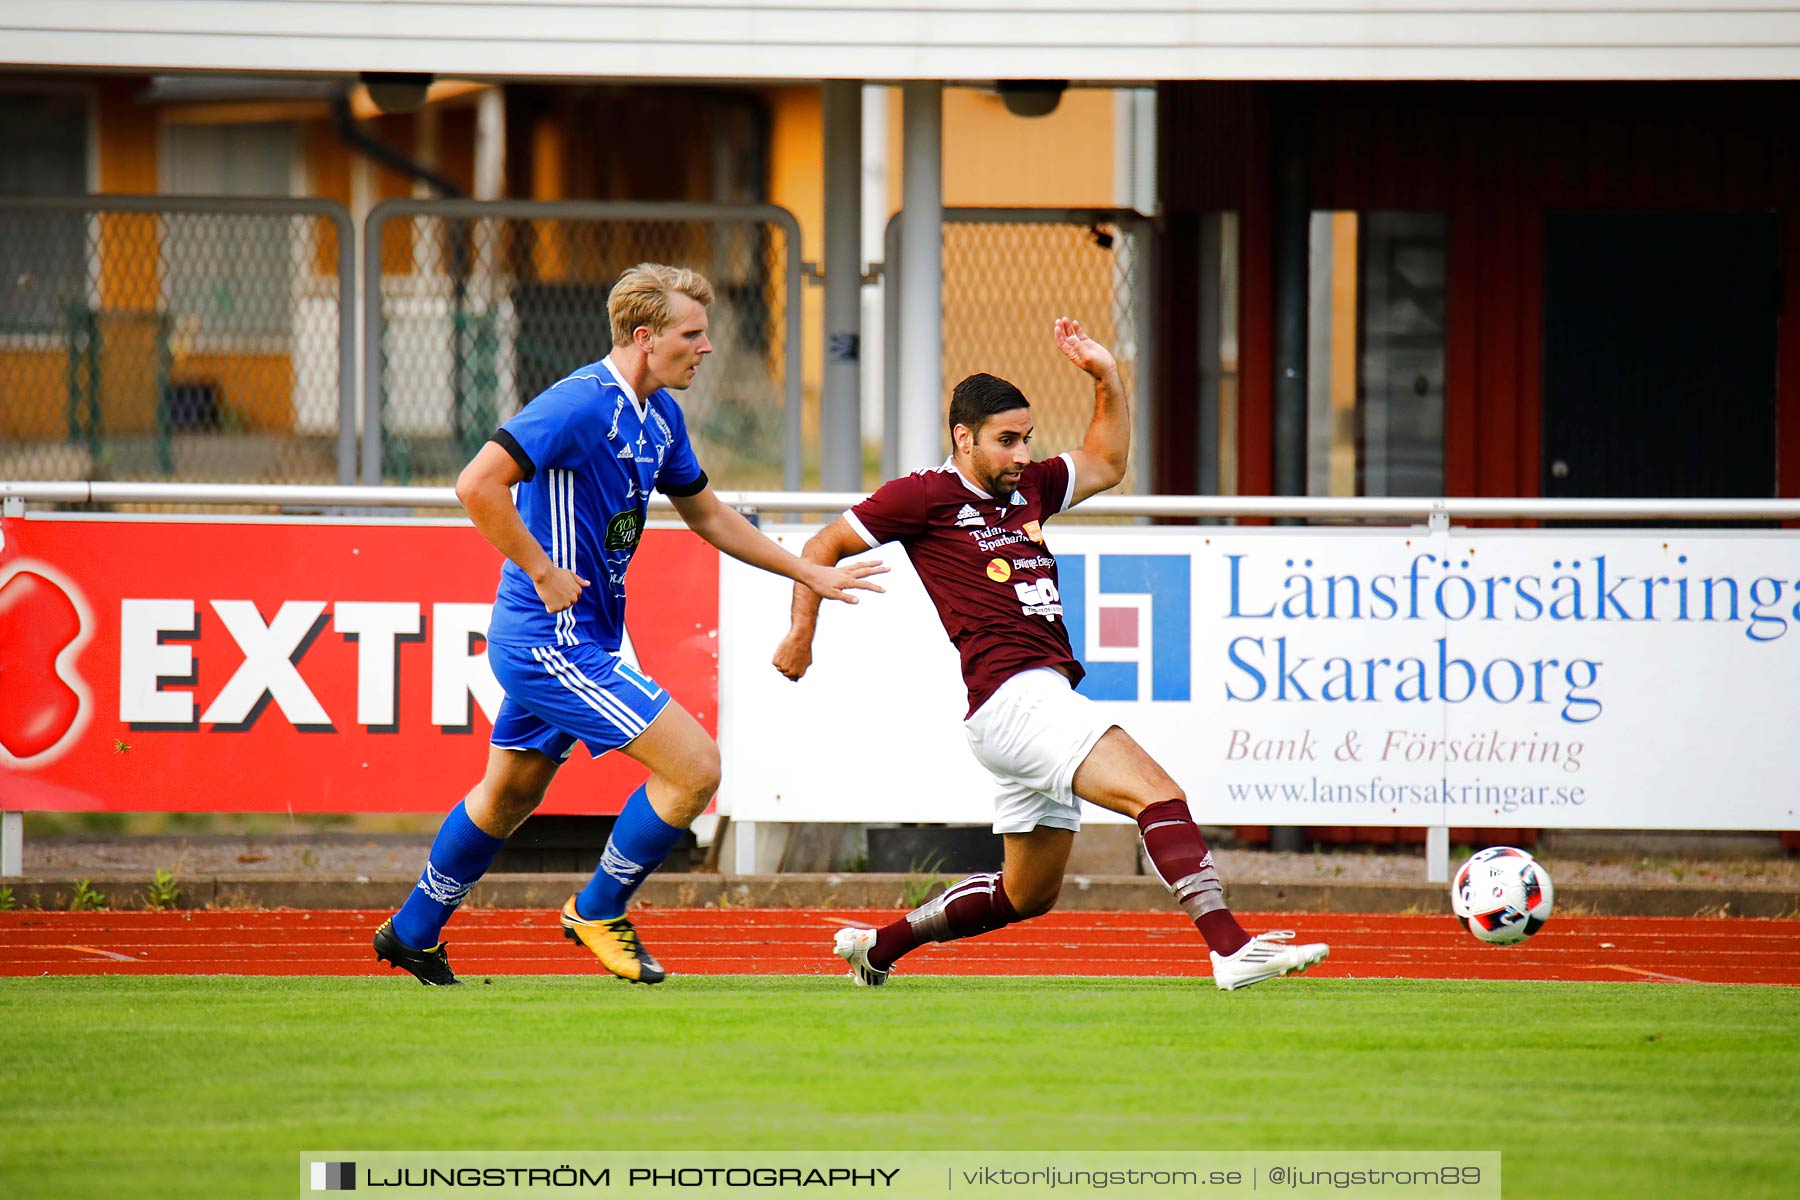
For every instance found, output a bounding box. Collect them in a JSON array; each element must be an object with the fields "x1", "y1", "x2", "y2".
[{"x1": 375, "y1": 263, "x2": 884, "y2": 985}]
